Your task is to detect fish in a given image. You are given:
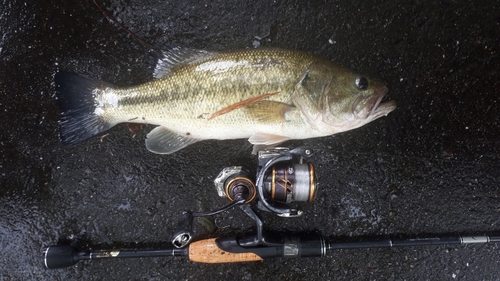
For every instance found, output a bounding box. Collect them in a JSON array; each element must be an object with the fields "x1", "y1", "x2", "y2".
[{"x1": 54, "y1": 47, "x2": 396, "y2": 154}]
